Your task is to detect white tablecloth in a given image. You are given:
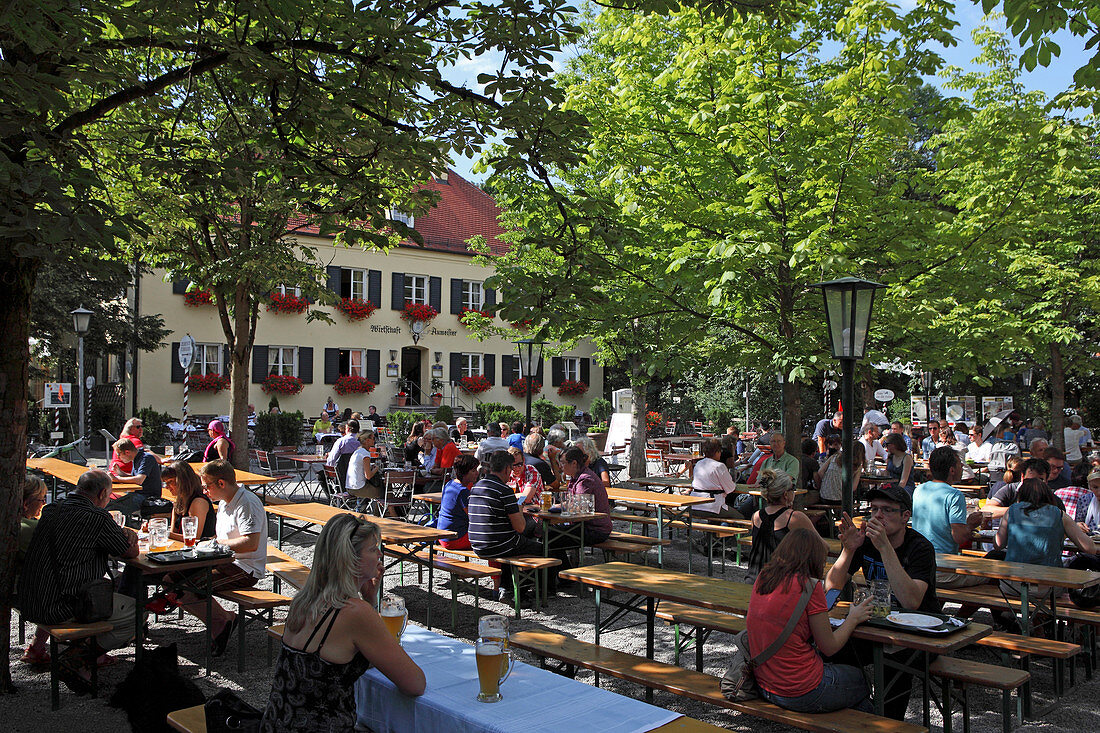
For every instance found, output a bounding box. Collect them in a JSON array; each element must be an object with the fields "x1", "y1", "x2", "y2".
[{"x1": 355, "y1": 626, "x2": 682, "y2": 733}]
